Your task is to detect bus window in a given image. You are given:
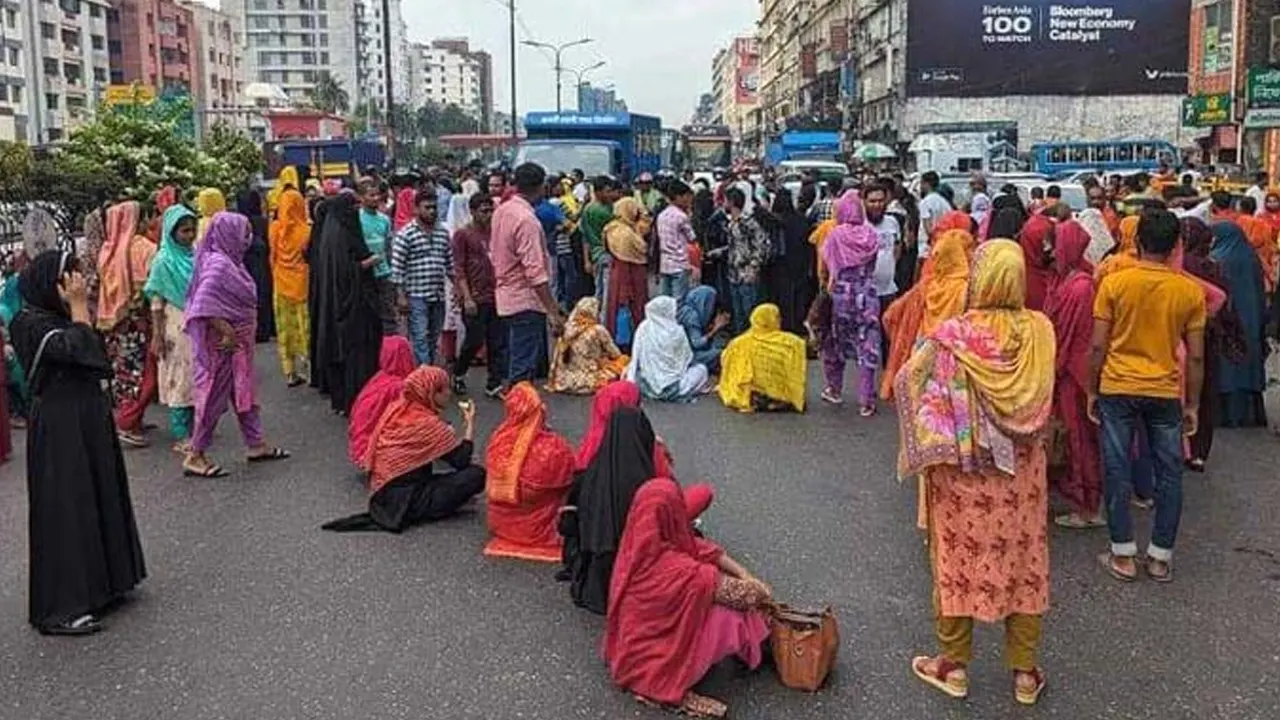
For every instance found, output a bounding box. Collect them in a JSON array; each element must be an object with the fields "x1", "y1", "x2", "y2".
[
  {"x1": 1116, "y1": 145, "x2": 1134, "y2": 162},
  {"x1": 1138, "y1": 144, "x2": 1156, "y2": 161},
  {"x1": 1094, "y1": 145, "x2": 1114, "y2": 163},
  {"x1": 1050, "y1": 147, "x2": 1066, "y2": 163},
  {"x1": 1067, "y1": 146, "x2": 1087, "y2": 163}
]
